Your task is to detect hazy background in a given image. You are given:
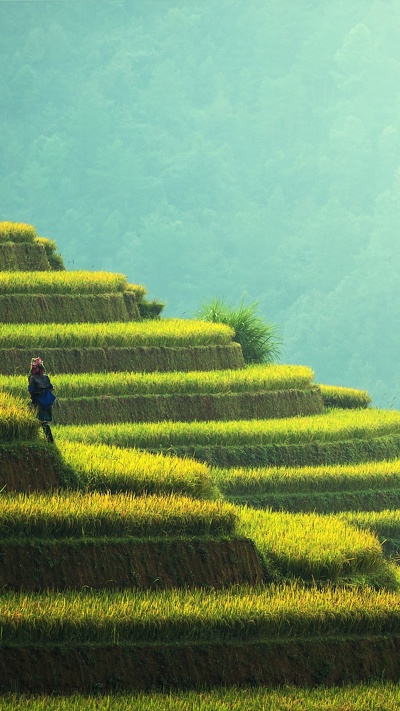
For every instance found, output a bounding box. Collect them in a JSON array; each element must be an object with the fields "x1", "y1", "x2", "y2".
[{"x1": 1, "y1": 0, "x2": 399, "y2": 406}]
